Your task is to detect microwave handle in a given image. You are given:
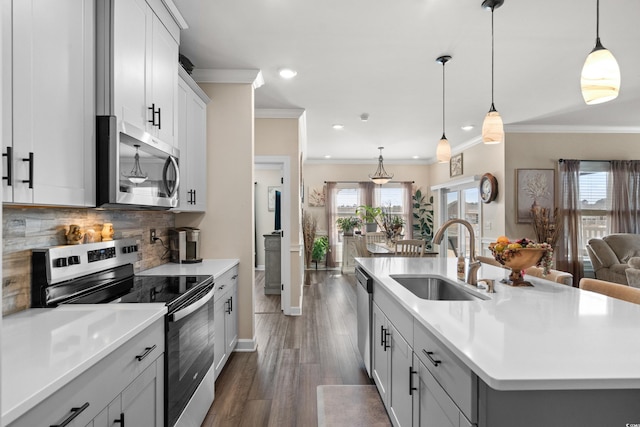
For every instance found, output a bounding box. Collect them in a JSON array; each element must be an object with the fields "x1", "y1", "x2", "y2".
[
  {"x1": 170, "y1": 285, "x2": 214, "y2": 322},
  {"x1": 162, "y1": 155, "x2": 180, "y2": 198}
]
